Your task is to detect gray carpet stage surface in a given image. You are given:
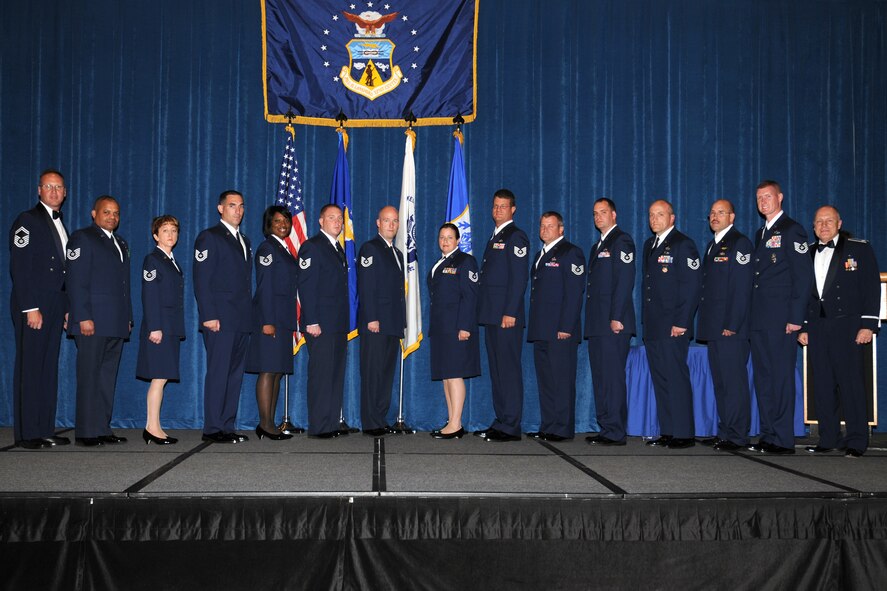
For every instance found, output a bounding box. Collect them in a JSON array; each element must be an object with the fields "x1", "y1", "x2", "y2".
[{"x1": 1, "y1": 428, "x2": 884, "y2": 497}]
